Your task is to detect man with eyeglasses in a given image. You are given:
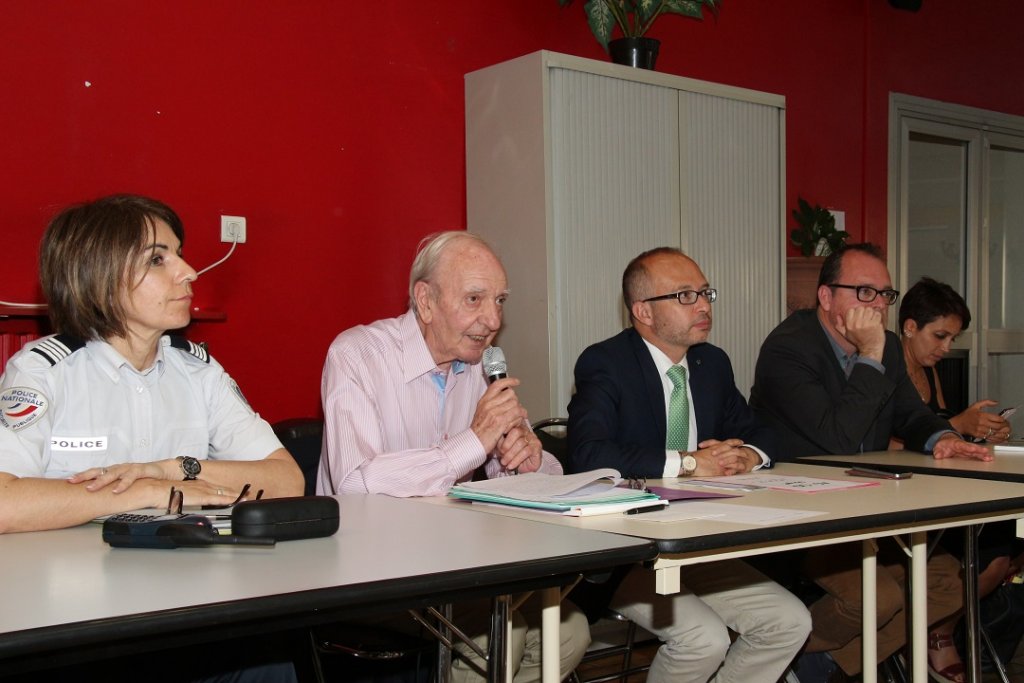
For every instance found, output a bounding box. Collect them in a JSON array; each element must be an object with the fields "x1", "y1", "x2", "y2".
[
  {"x1": 751, "y1": 242, "x2": 988, "y2": 682},
  {"x1": 751, "y1": 242, "x2": 989, "y2": 464},
  {"x1": 566, "y1": 246, "x2": 811, "y2": 683}
]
